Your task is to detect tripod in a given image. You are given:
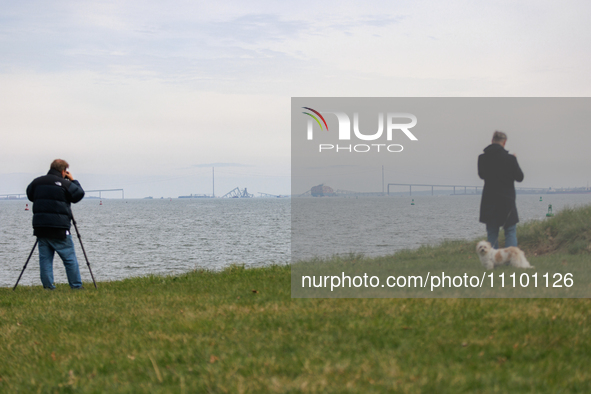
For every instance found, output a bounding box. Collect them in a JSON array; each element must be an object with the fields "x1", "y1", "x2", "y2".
[
  {"x1": 13, "y1": 214, "x2": 98, "y2": 290},
  {"x1": 72, "y1": 215, "x2": 98, "y2": 289},
  {"x1": 12, "y1": 239, "x2": 38, "y2": 291}
]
